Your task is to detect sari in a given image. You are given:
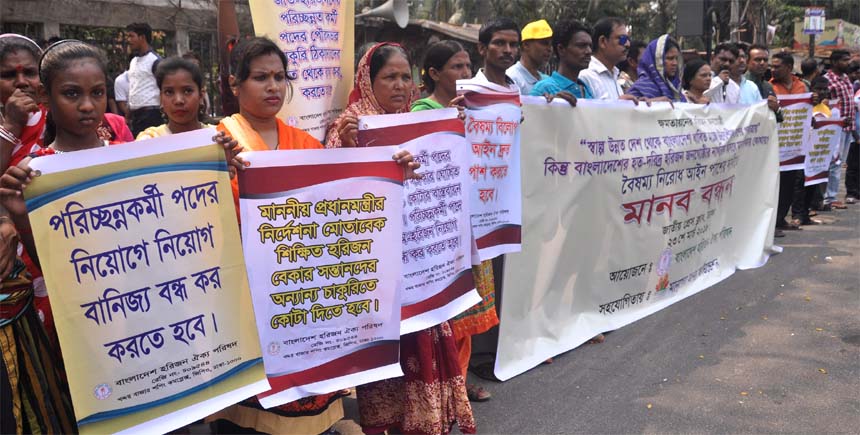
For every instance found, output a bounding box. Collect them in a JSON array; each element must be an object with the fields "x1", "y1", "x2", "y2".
[
  {"x1": 0, "y1": 261, "x2": 75, "y2": 435},
  {"x1": 330, "y1": 42, "x2": 475, "y2": 435},
  {"x1": 626, "y1": 34, "x2": 686, "y2": 102},
  {"x1": 206, "y1": 112, "x2": 347, "y2": 435}
]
